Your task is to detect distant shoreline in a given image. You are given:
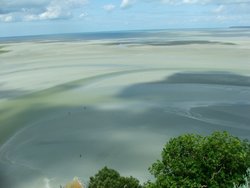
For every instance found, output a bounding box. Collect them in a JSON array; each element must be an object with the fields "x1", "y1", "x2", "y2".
[
  {"x1": 0, "y1": 27, "x2": 232, "y2": 41},
  {"x1": 230, "y1": 26, "x2": 250, "y2": 29},
  {"x1": 0, "y1": 27, "x2": 249, "y2": 43}
]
